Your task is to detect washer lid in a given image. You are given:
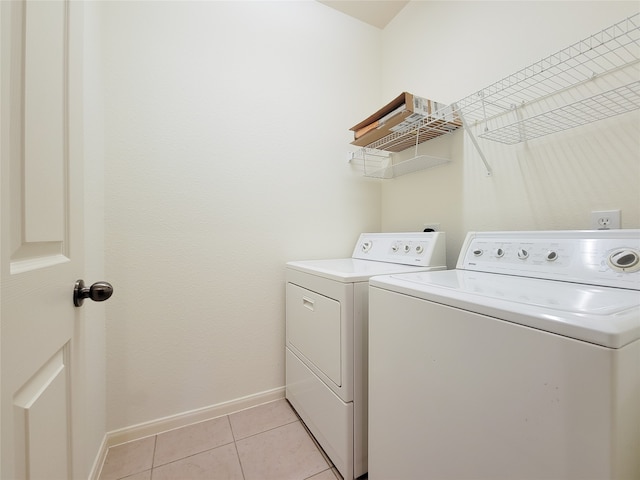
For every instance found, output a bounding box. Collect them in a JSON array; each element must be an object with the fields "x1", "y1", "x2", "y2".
[
  {"x1": 370, "y1": 270, "x2": 640, "y2": 348},
  {"x1": 286, "y1": 258, "x2": 444, "y2": 283}
]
